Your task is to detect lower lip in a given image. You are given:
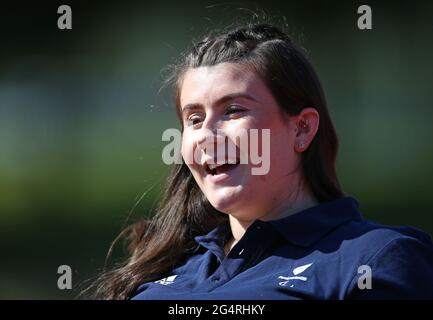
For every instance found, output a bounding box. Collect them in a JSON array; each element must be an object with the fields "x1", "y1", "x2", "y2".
[{"x1": 205, "y1": 164, "x2": 240, "y2": 183}]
